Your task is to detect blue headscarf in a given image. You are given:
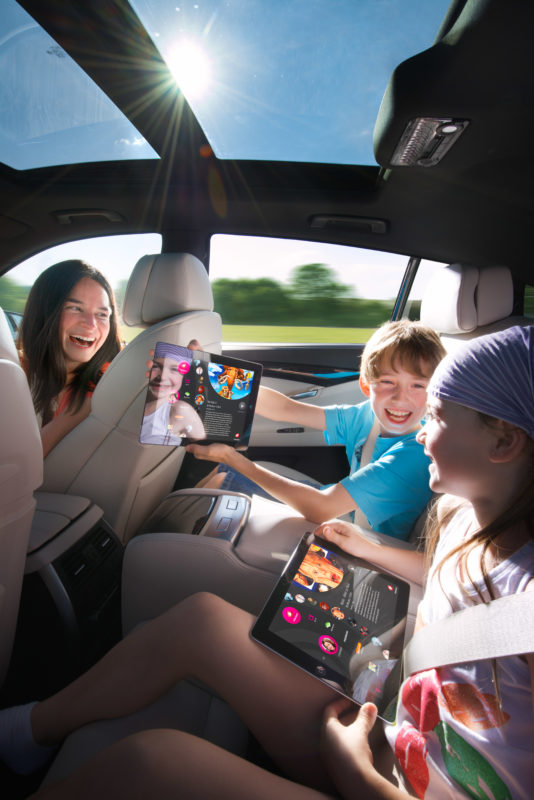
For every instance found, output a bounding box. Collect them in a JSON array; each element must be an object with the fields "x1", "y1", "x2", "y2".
[
  {"x1": 154, "y1": 341, "x2": 192, "y2": 363},
  {"x1": 429, "y1": 326, "x2": 534, "y2": 439}
]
